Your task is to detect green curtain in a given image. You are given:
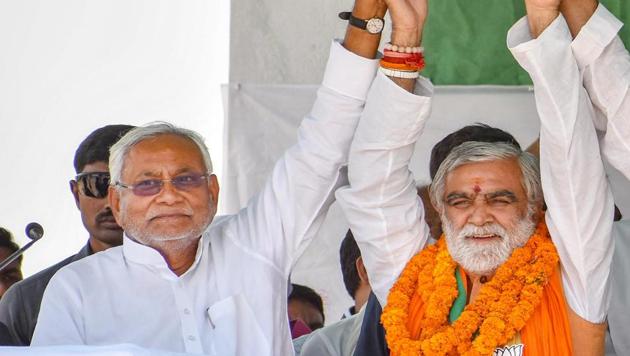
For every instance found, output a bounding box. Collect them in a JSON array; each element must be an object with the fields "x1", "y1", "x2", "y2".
[{"x1": 422, "y1": 0, "x2": 629, "y2": 85}]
